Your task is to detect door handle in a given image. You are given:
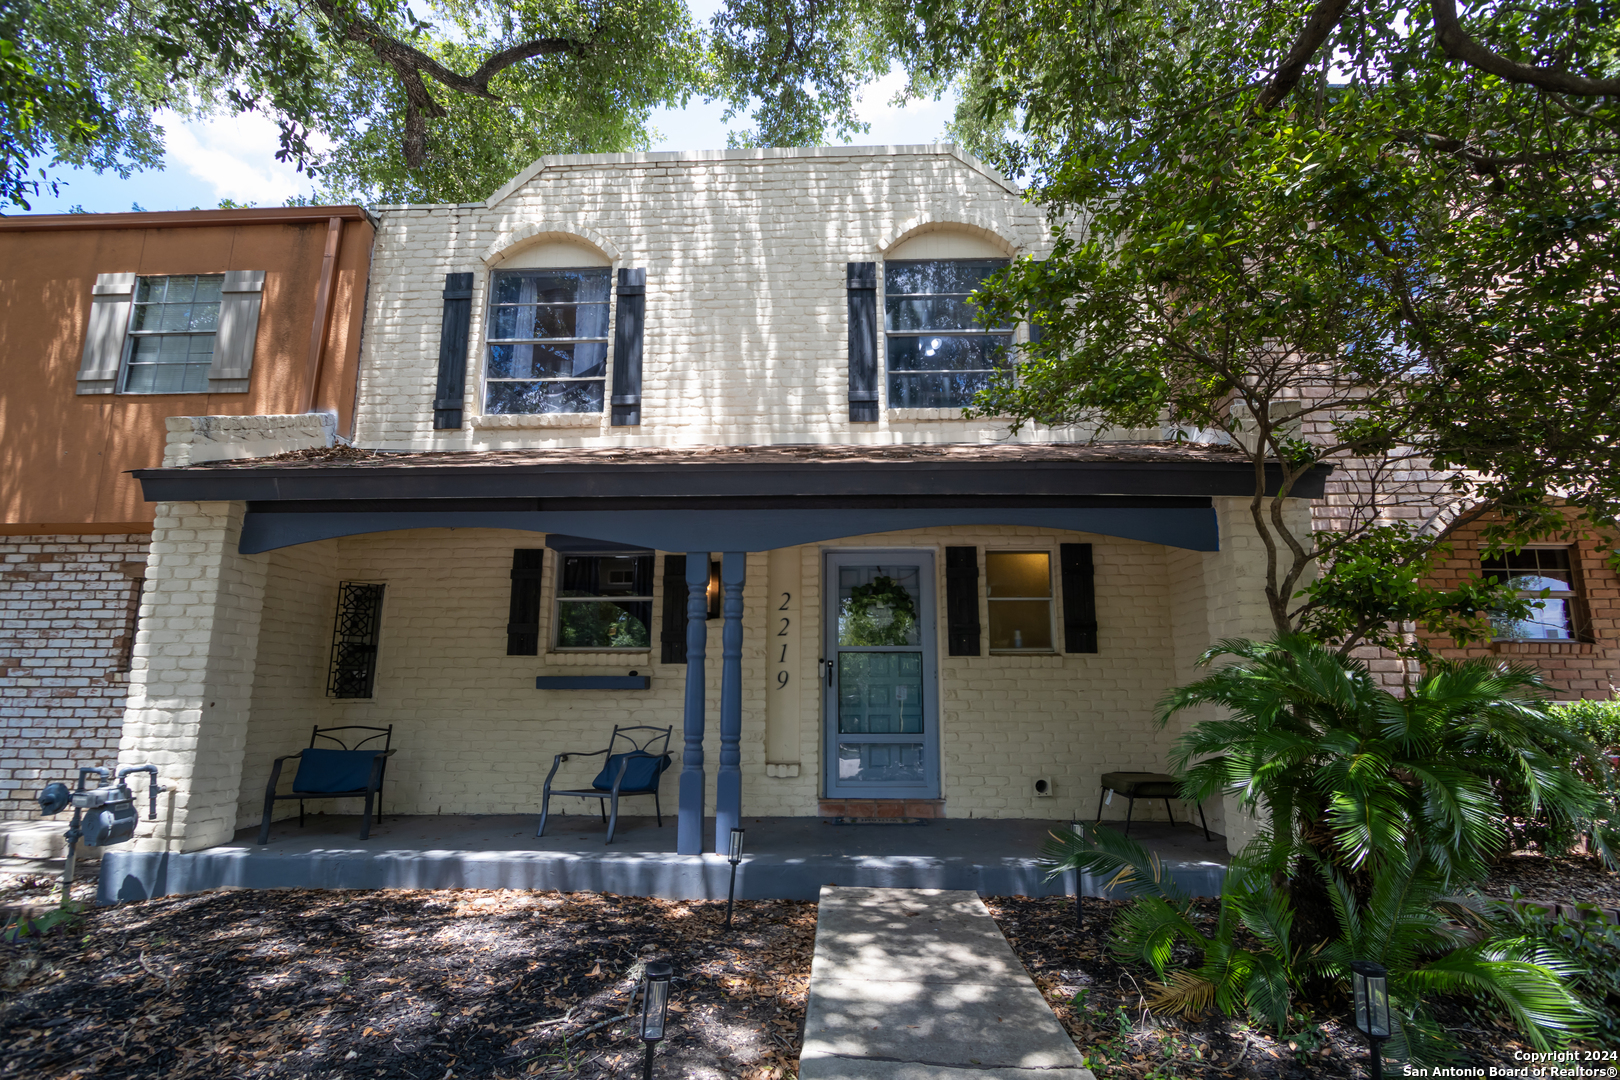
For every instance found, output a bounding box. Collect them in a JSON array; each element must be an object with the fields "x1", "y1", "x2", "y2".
[{"x1": 821, "y1": 658, "x2": 831, "y2": 686}]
